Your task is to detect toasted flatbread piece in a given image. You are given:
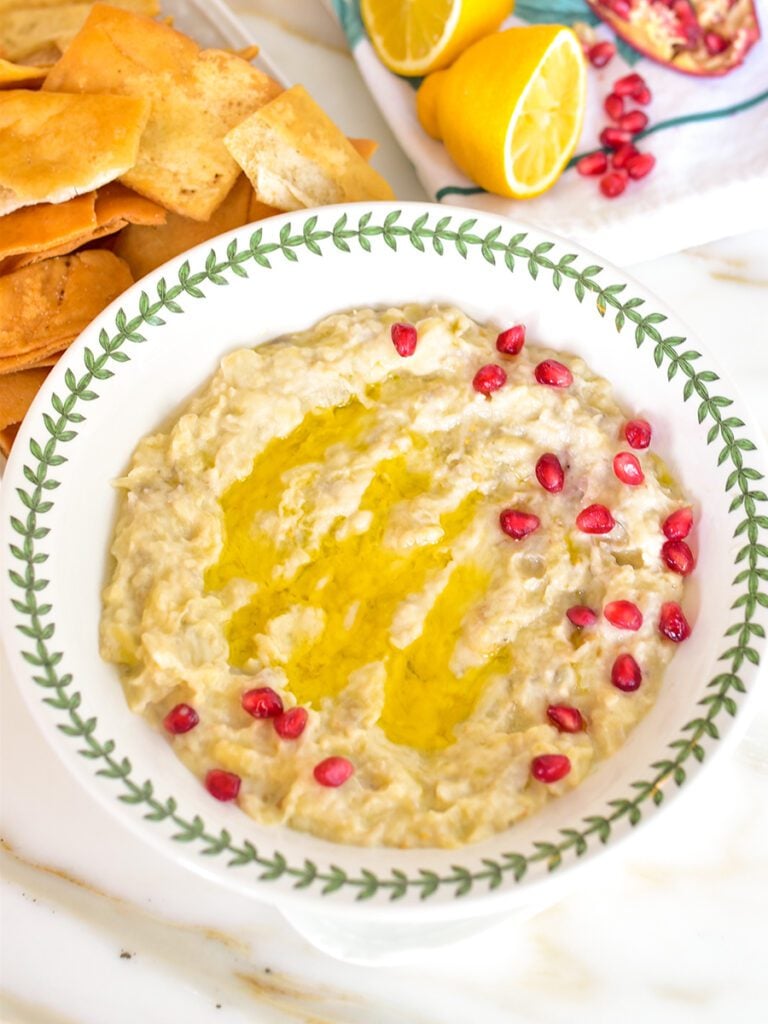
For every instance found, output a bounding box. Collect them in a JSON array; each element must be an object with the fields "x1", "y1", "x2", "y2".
[
  {"x1": 0, "y1": 421, "x2": 18, "y2": 456},
  {"x1": 0, "y1": 56, "x2": 48, "y2": 87},
  {"x1": 224, "y1": 85, "x2": 394, "y2": 211},
  {"x1": 113, "y1": 174, "x2": 256, "y2": 279},
  {"x1": 0, "y1": 90, "x2": 149, "y2": 215},
  {"x1": 0, "y1": 250, "x2": 133, "y2": 369},
  {"x1": 0, "y1": 0, "x2": 159, "y2": 61},
  {"x1": 0, "y1": 365, "x2": 49, "y2": 432},
  {"x1": 44, "y1": 4, "x2": 283, "y2": 220}
]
